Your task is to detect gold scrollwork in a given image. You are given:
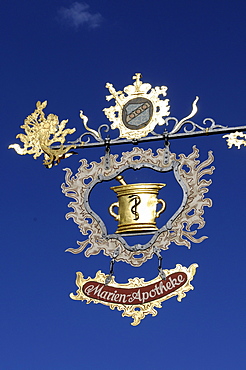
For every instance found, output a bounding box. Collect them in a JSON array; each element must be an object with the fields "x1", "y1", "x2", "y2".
[
  {"x1": 223, "y1": 131, "x2": 246, "y2": 149},
  {"x1": 9, "y1": 101, "x2": 76, "y2": 168}
]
